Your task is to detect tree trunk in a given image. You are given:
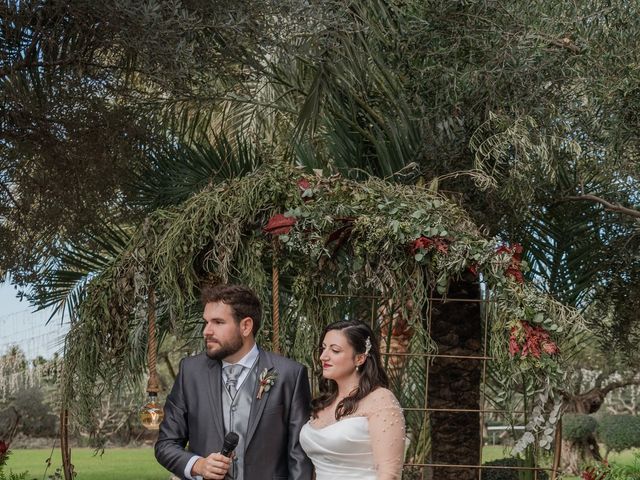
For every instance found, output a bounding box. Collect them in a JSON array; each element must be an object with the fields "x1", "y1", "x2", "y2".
[
  {"x1": 560, "y1": 387, "x2": 610, "y2": 474},
  {"x1": 379, "y1": 299, "x2": 414, "y2": 380},
  {"x1": 427, "y1": 277, "x2": 482, "y2": 480},
  {"x1": 561, "y1": 437, "x2": 601, "y2": 475},
  {"x1": 60, "y1": 408, "x2": 74, "y2": 480}
]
